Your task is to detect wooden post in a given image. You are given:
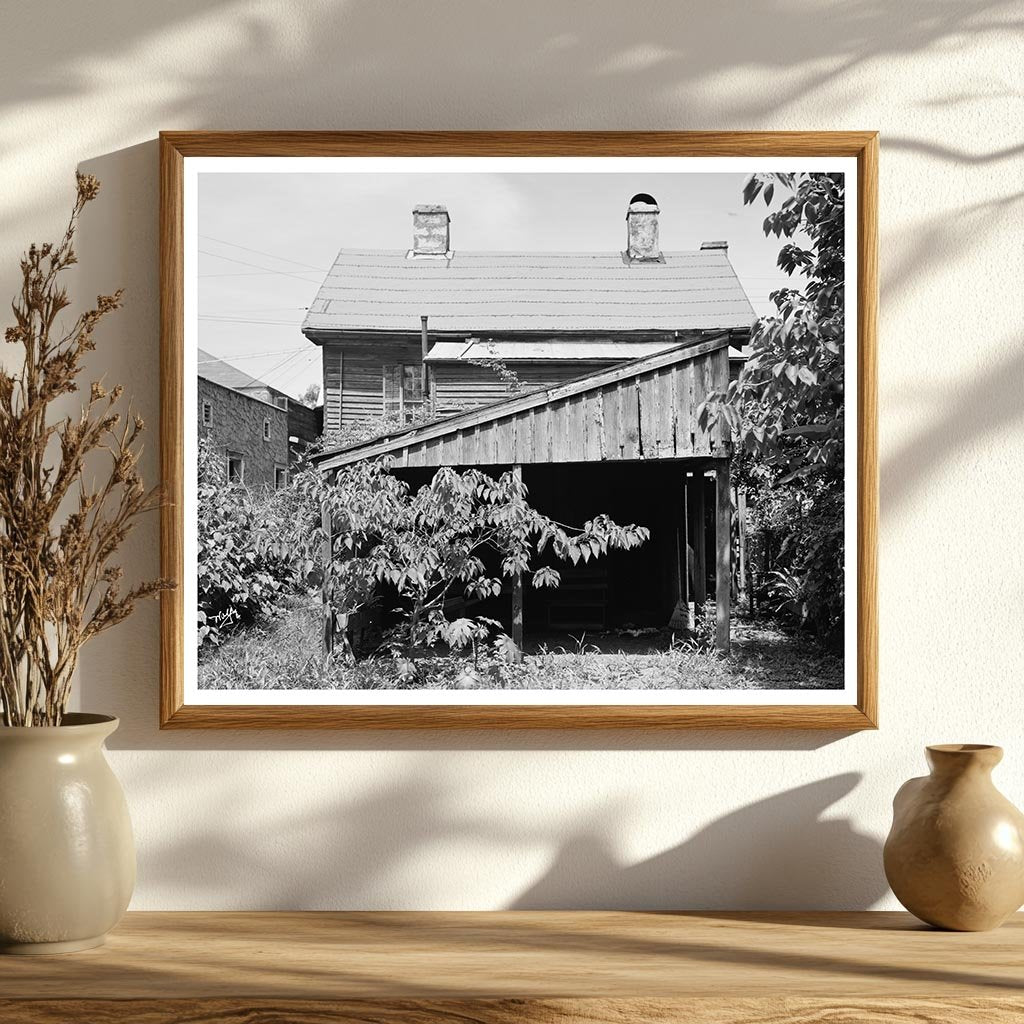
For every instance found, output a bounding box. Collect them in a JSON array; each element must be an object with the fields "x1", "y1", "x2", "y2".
[
  {"x1": 321, "y1": 499, "x2": 334, "y2": 656},
  {"x1": 715, "y1": 460, "x2": 732, "y2": 653},
  {"x1": 511, "y1": 464, "x2": 524, "y2": 662},
  {"x1": 737, "y1": 486, "x2": 748, "y2": 610},
  {"x1": 668, "y1": 469, "x2": 690, "y2": 632},
  {"x1": 688, "y1": 472, "x2": 707, "y2": 607}
]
